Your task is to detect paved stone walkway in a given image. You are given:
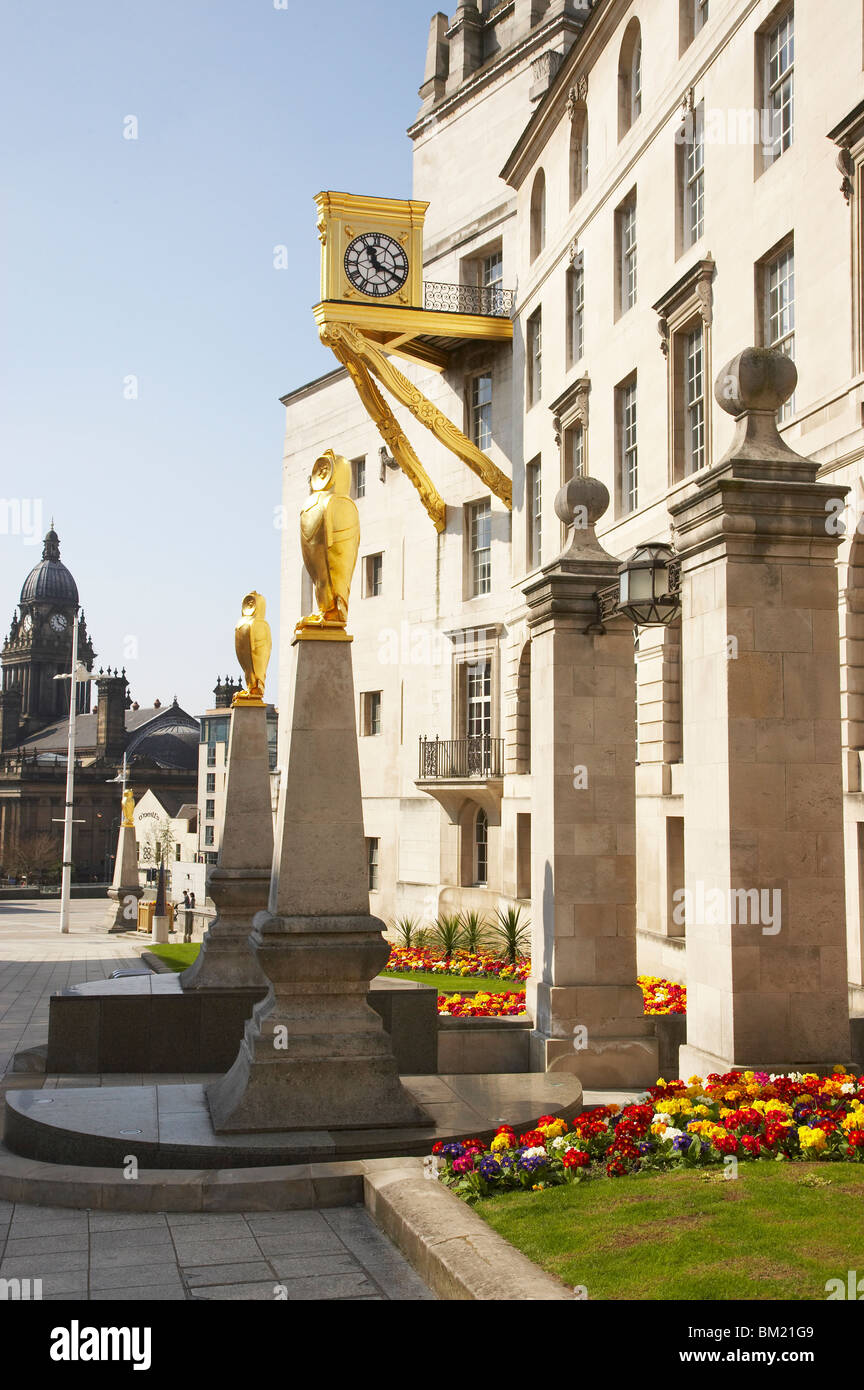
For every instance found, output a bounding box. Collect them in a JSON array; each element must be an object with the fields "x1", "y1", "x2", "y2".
[
  {"x1": 0, "y1": 1201, "x2": 434, "y2": 1301},
  {"x1": 0, "y1": 899, "x2": 436, "y2": 1301}
]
